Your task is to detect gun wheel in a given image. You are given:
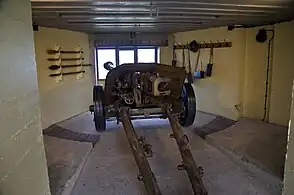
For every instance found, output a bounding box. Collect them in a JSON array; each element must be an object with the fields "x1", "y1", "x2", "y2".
[
  {"x1": 179, "y1": 83, "x2": 196, "y2": 127},
  {"x1": 93, "y1": 85, "x2": 106, "y2": 131}
]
